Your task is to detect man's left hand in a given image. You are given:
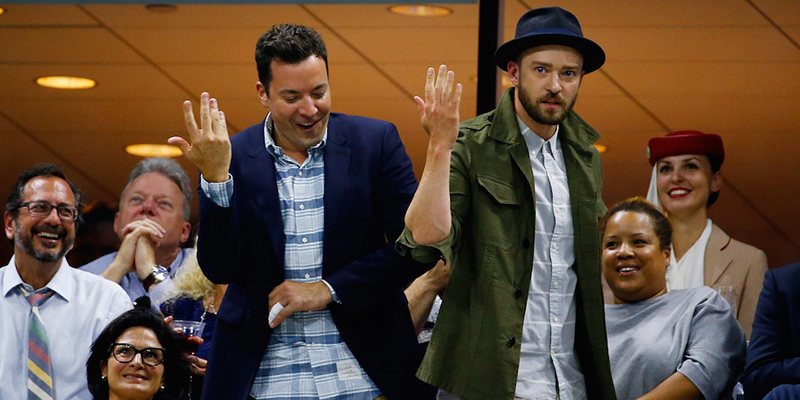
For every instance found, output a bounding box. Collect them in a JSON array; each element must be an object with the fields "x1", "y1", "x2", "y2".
[{"x1": 268, "y1": 281, "x2": 333, "y2": 328}]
